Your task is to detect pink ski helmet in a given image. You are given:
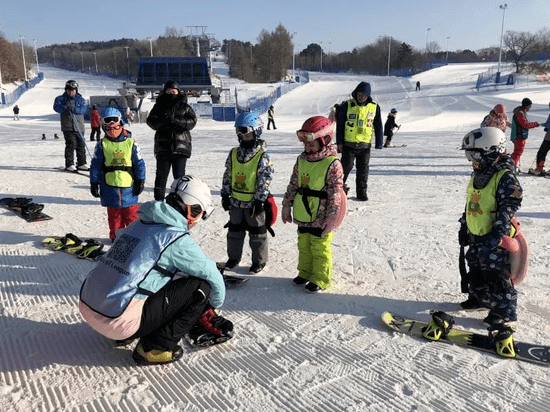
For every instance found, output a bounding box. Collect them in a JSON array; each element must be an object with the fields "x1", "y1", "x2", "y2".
[
  {"x1": 296, "y1": 116, "x2": 334, "y2": 147},
  {"x1": 494, "y1": 104, "x2": 506, "y2": 115}
]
